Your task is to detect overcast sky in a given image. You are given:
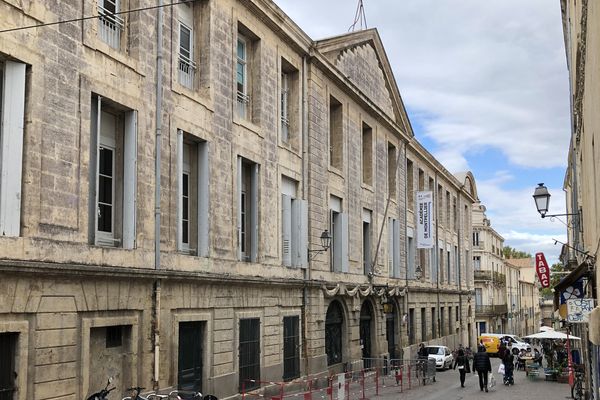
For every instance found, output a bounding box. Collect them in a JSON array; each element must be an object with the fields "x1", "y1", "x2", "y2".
[{"x1": 275, "y1": 0, "x2": 571, "y2": 265}]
